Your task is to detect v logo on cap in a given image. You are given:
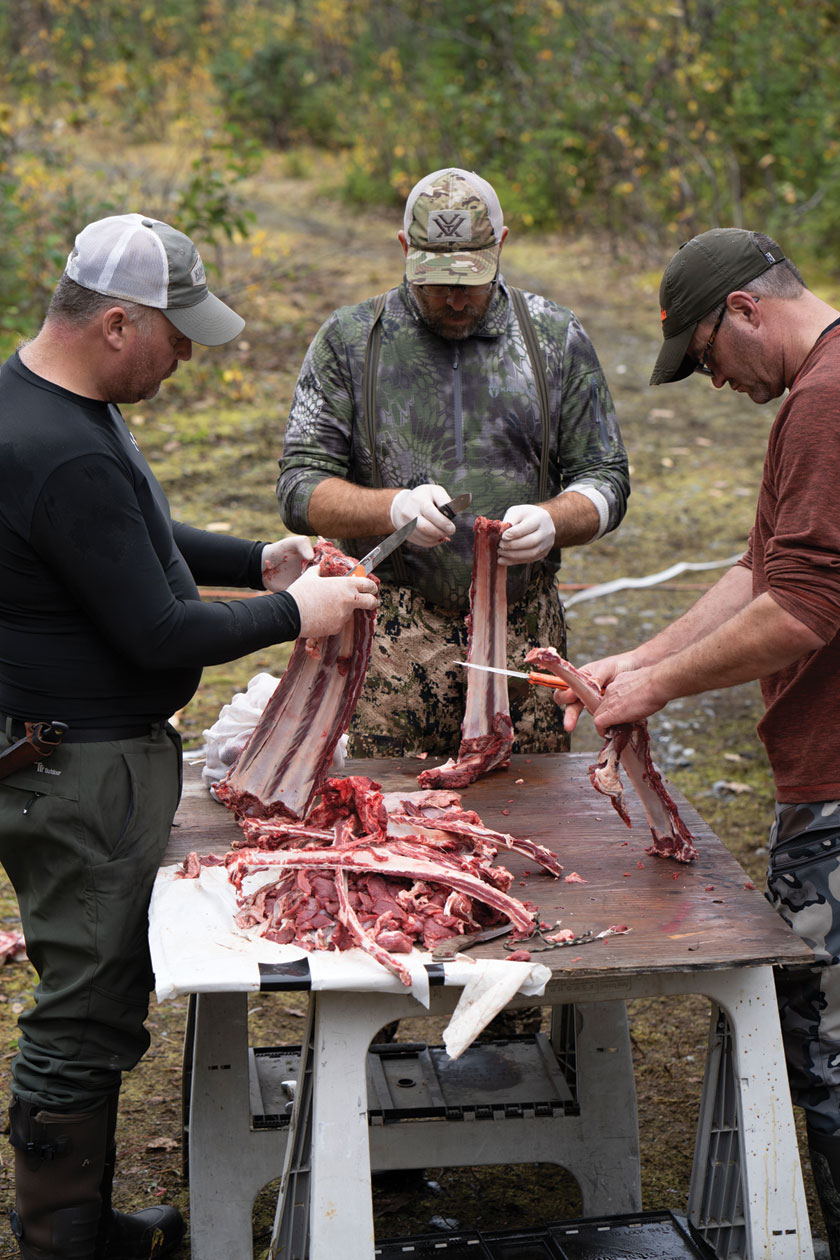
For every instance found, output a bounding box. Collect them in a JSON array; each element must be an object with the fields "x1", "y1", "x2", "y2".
[{"x1": 429, "y1": 210, "x2": 472, "y2": 242}]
